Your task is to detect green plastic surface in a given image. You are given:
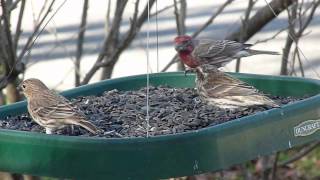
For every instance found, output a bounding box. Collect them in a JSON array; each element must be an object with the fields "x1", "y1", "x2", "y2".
[{"x1": 0, "y1": 72, "x2": 320, "y2": 180}]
